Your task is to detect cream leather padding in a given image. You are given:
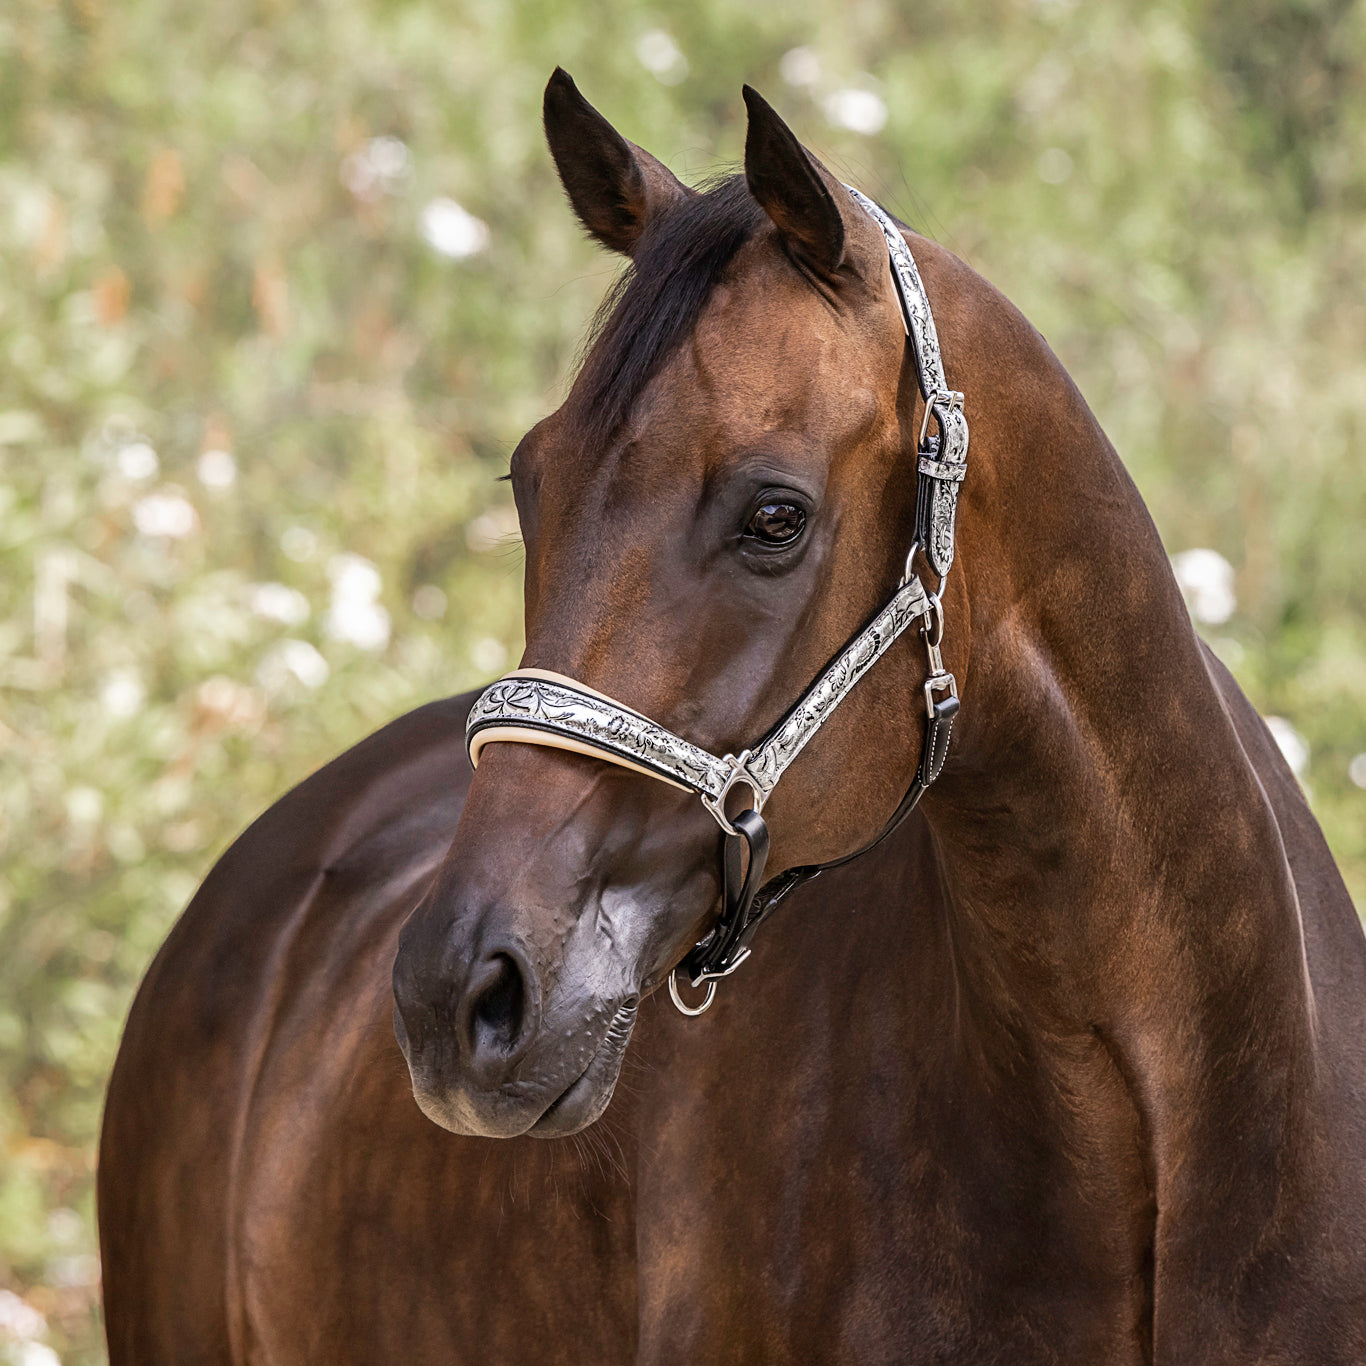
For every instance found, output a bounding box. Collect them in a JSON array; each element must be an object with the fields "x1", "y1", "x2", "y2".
[{"x1": 466, "y1": 668, "x2": 692, "y2": 792}]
